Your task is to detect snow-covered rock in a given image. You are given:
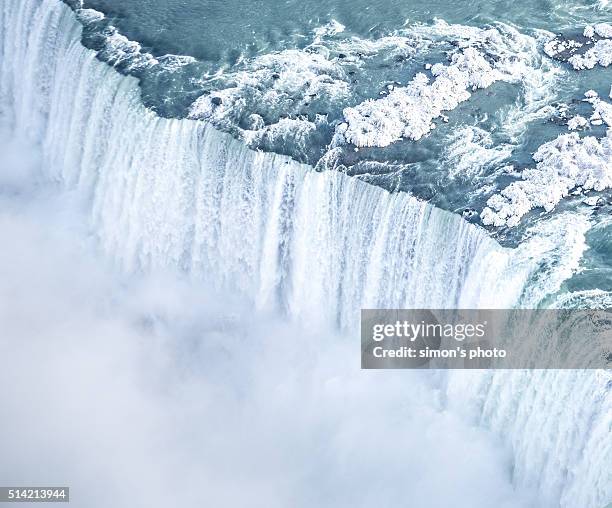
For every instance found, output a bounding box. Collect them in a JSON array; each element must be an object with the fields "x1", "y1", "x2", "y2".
[
  {"x1": 568, "y1": 39, "x2": 612, "y2": 69},
  {"x1": 583, "y1": 196, "x2": 604, "y2": 206},
  {"x1": 482, "y1": 93, "x2": 612, "y2": 227},
  {"x1": 335, "y1": 48, "x2": 499, "y2": 147},
  {"x1": 335, "y1": 32, "x2": 532, "y2": 148},
  {"x1": 482, "y1": 129, "x2": 612, "y2": 226},
  {"x1": 594, "y1": 23, "x2": 612, "y2": 38},
  {"x1": 568, "y1": 115, "x2": 588, "y2": 130},
  {"x1": 545, "y1": 23, "x2": 612, "y2": 69}
]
